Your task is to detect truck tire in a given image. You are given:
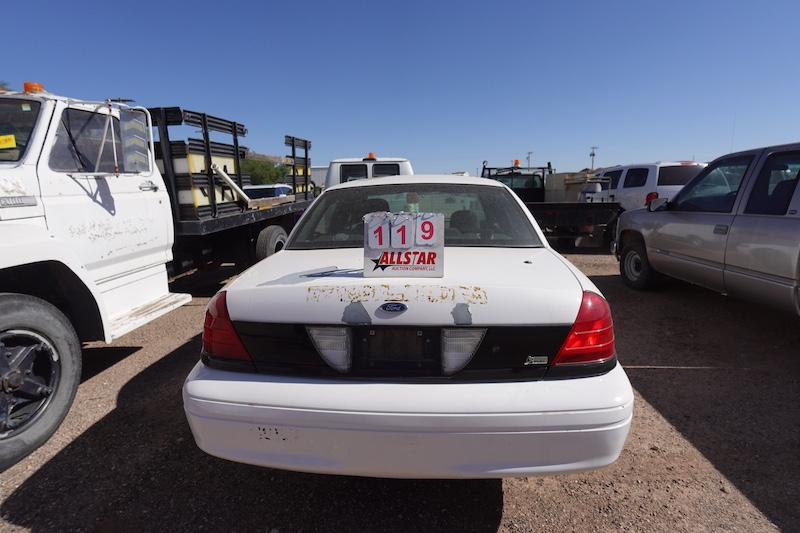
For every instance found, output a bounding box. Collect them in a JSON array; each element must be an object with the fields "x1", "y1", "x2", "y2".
[
  {"x1": 603, "y1": 221, "x2": 618, "y2": 254},
  {"x1": 620, "y1": 242, "x2": 659, "y2": 290},
  {"x1": 0, "y1": 294, "x2": 81, "y2": 472},
  {"x1": 255, "y1": 225, "x2": 288, "y2": 262}
]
